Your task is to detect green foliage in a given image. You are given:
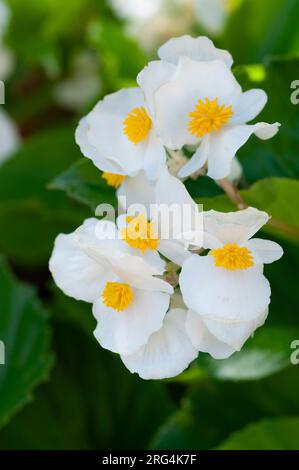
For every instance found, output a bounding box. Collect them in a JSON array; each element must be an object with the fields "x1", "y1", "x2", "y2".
[
  {"x1": 0, "y1": 127, "x2": 88, "y2": 267},
  {"x1": 0, "y1": 257, "x2": 53, "y2": 429},
  {"x1": 235, "y1": 58, "x2": 299, "y2": 183},
  {"x1": 151, "y1": 367, "x2": 299, "y2": 449},
  {"x1": 50, "y1": 158, "x2": 116, "y2": 212},
  {"x1": 199, "y1": 178, "x2": 299, "y2": 245},
  {"x1": 0, "y1": 320, "x2": 174, "y2": 449},
  {"x1": 218, "y1": 416, "x2": 299, "y2": 450}
]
